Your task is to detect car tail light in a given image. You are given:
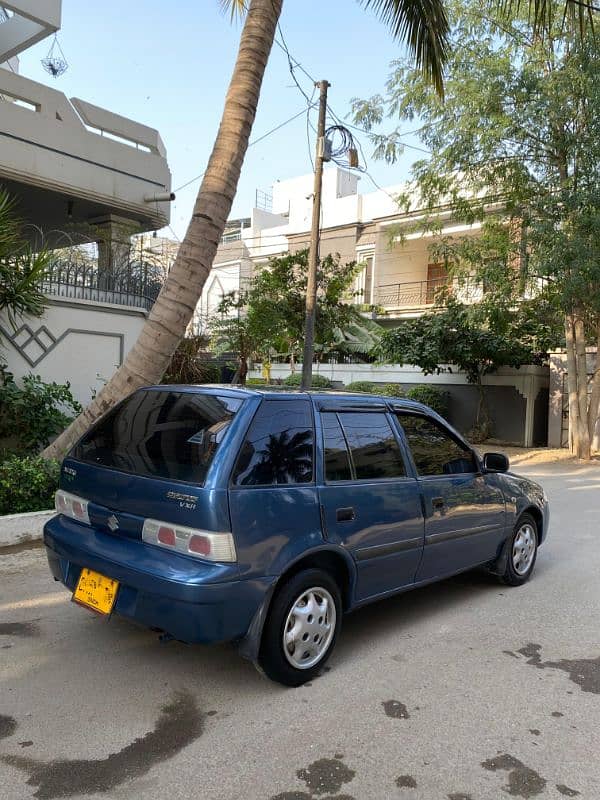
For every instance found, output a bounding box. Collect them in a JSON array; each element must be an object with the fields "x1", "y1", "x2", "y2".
[
  {"x1": 142, "y1": 519, "x2": 236, "y2": 563},
  {"x1": 55, "y1": 490, "x2": 90, "y2": 525}
]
